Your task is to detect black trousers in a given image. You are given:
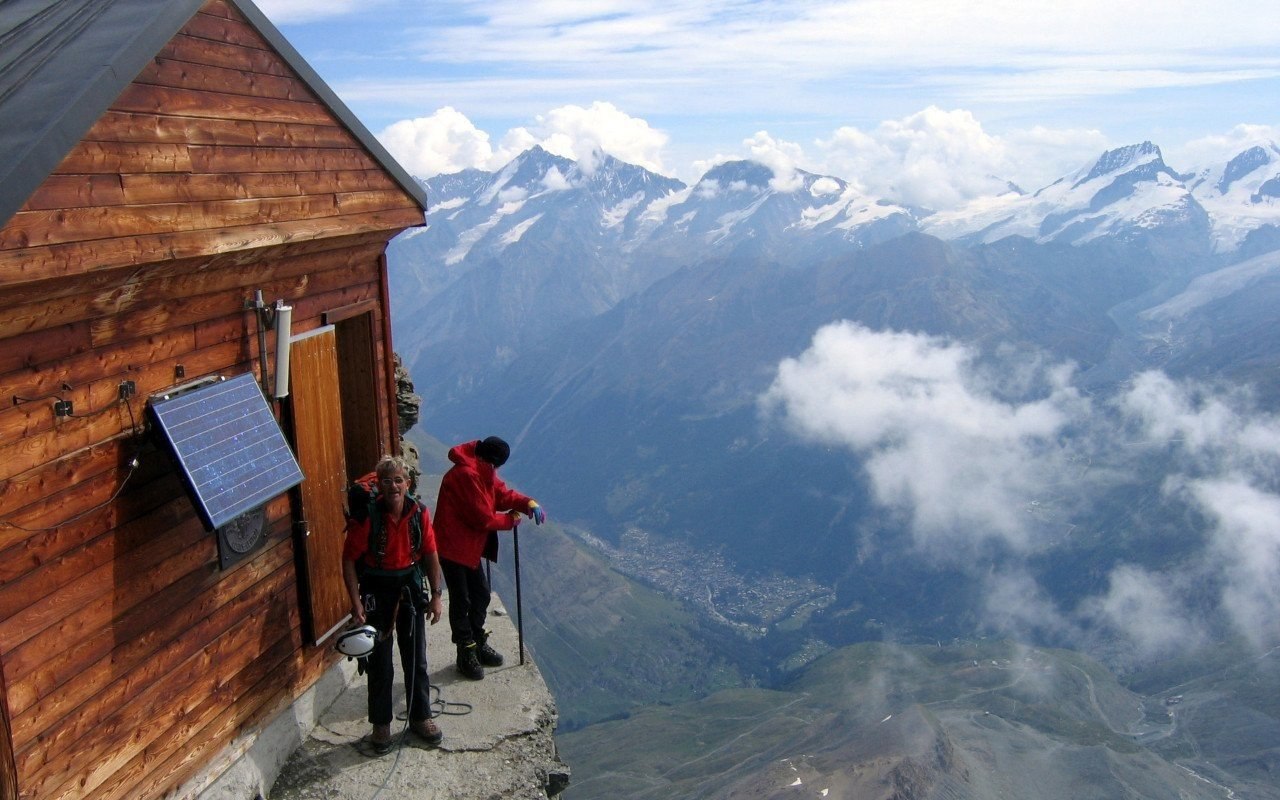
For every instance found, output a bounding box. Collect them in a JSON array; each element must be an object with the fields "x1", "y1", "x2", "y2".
[
  {"x1": 440, "y1": 557, "x2": 491, "y2": 646},
  {"x1": 360, "y1": 572, "x2": 431, "y2": 725}
]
